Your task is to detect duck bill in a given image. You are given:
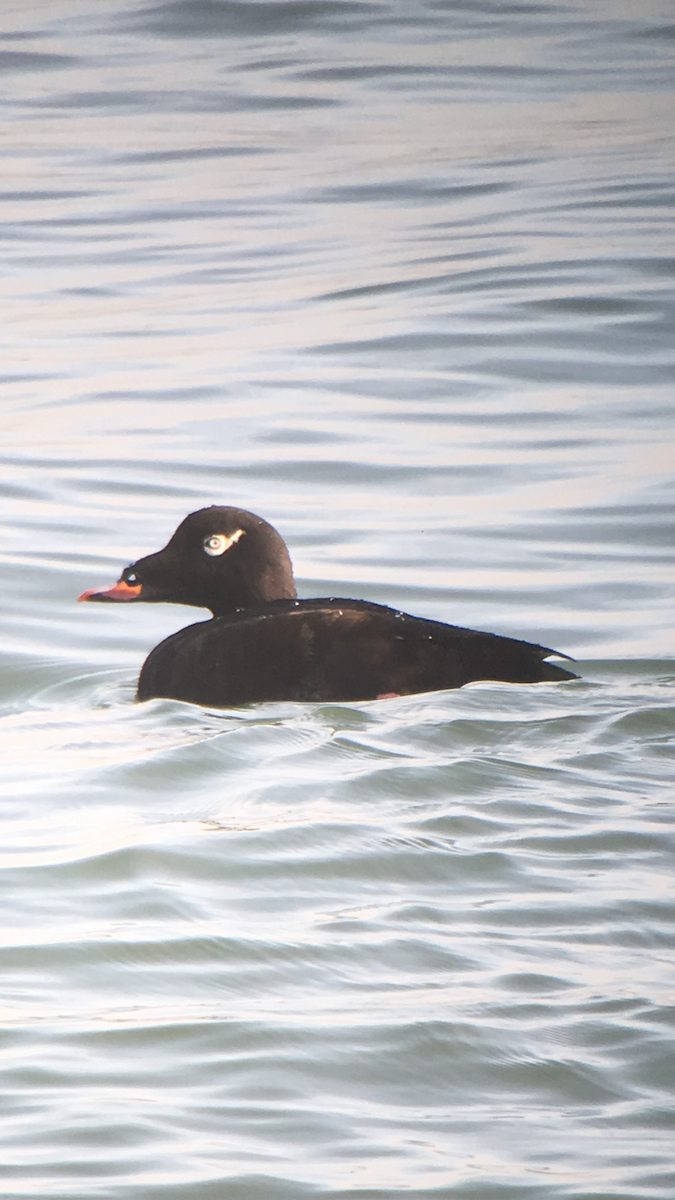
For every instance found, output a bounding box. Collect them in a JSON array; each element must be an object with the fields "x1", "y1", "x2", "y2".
[{"x1": 78, "y1": 579, "x2": 143, "y2": 603}]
